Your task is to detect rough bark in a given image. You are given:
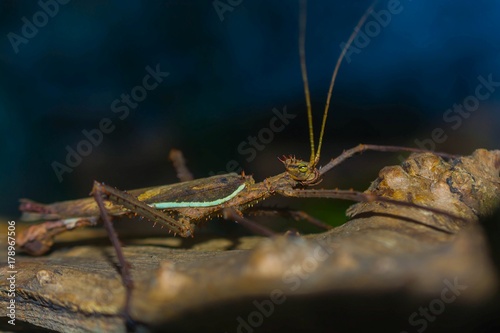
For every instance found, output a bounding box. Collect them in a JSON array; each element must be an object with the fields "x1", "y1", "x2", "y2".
[{"x1": 1, "y1": 149, "x2": 499, "y2": 333}]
